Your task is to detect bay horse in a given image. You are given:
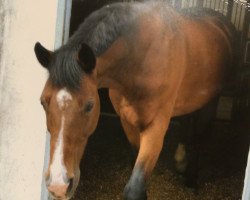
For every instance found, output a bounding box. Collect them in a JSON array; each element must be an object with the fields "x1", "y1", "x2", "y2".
[{"x1": 34, "y1": 1, "x2": 235, "y2": 200}]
